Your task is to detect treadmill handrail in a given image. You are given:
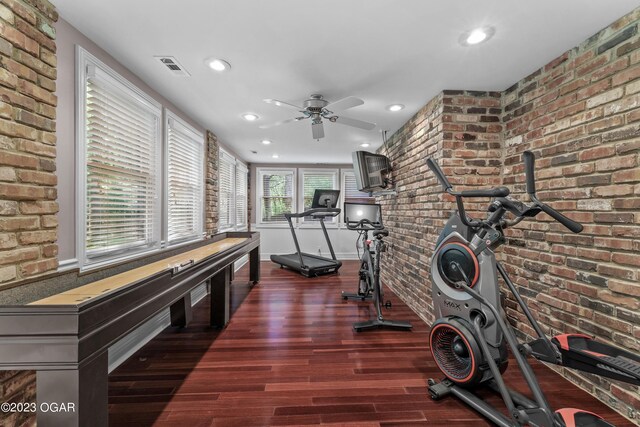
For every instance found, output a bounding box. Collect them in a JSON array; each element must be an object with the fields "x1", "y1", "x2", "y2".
[{"x1": 285, "y1": 208, "x2": 341, "y2": 219}]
